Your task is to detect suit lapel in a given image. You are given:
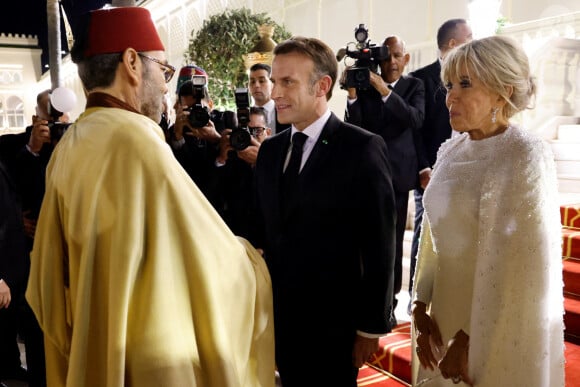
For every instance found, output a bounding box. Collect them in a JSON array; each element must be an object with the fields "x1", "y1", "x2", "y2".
[
  {"x1": 300, "y1": 114, "x2": 340, "y2": 178},
  {"x1": 393, "y1": 75, "x2": 411, "y2": 98}
]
